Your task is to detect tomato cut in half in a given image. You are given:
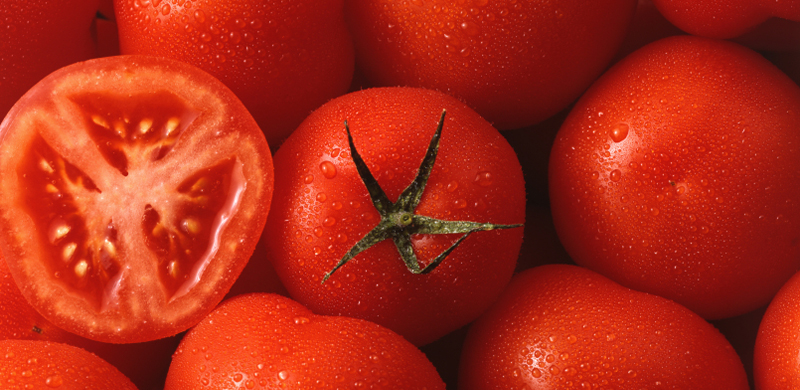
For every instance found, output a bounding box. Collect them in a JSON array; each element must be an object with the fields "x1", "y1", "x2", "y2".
[{"x1": 0, "y1": 55, "x2": 274, "y2": 343}]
